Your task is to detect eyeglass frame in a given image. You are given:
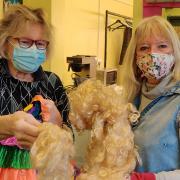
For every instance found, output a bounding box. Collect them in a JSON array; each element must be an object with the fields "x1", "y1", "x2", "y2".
[{"x1": 9, "y1": 37, "x2": 49, "y2": 50}]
